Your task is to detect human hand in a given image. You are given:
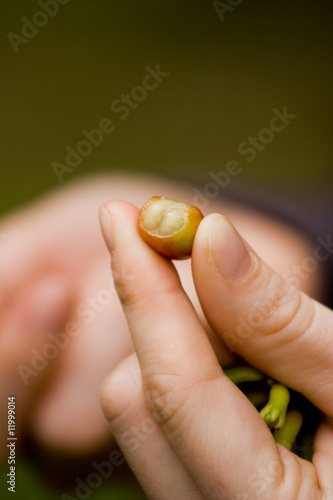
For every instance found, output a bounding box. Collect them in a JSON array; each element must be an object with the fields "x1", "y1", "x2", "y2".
[
  {"x1": 0, "y1": 176, "x2": 135, "y2": 458},
  {"x1": 0, "y1": 172, "x2": 324, "y2": 463},
  {"x1": 0, "y1": 174, "x2": 231, "y2": 460},
  {"x1": 99, "y1": 201, "x2": 333, "y2": 500}
]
